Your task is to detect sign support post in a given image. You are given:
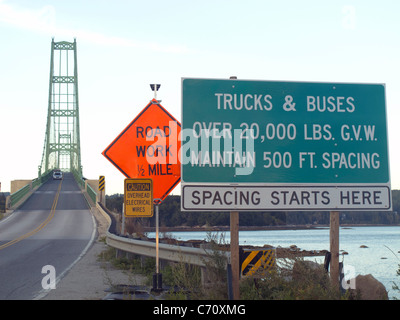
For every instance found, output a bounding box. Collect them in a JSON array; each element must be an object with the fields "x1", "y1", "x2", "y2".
[
  {"x1": 121, "y1": 205, "x2": 125, "y2": 235},
  {"x1": 330, "y1": 211, "x2": 340, "y2": 289},
  {"x1": 230, "y1": 210, "x2": 240, "y2": 300},
  {"x1": 153, "y1": 198, "x2": 162, "y2": 292}
]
